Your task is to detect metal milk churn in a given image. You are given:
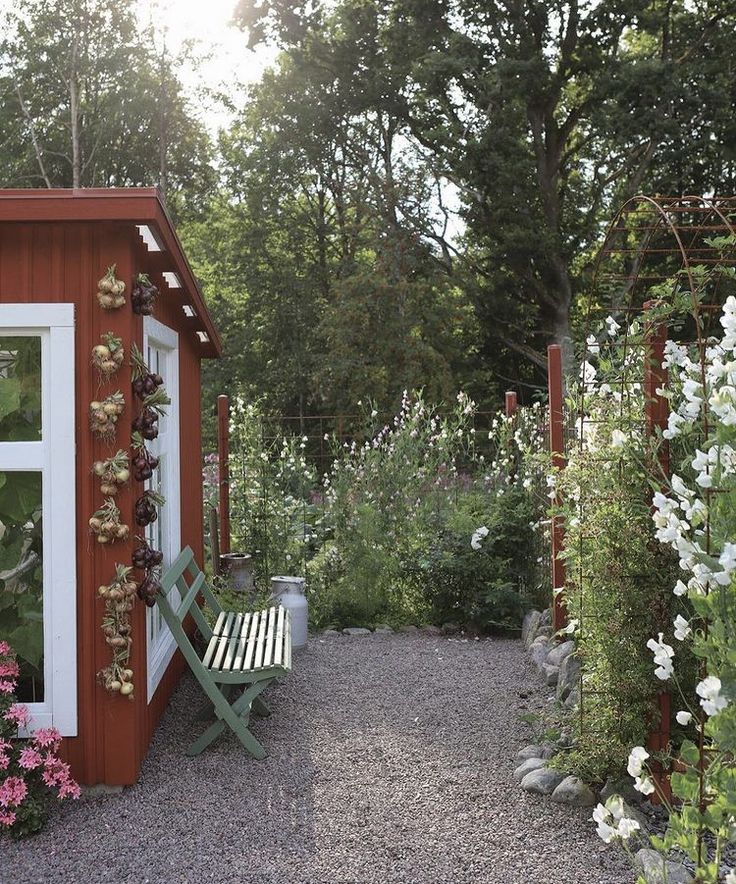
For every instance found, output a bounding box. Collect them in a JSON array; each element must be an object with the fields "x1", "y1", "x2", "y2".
[{"x1": 270, "y1": 576, "x2": 308, "y2": 648}]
